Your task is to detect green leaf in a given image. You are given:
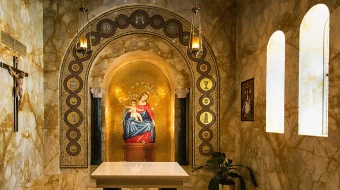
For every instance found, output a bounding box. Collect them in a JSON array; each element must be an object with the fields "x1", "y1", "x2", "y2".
[
  {"x1": 221, "y1": 153, "x2": 226, "y2": 159},
  {"x1": 225, "y1": 159, "x2": 232, "y2": 167},
  {"x1": 217, "y1": 170, "x2": 224, "y2": 180},
  {"x1": 212, "y1": 152, "x2": 222, "y2": 158},
  {"x1": 207, "y1": 160, "x2": 217, "y2": 165},
  {"x1": 194, "y1": 152, "x2": 257, "y2": 189},
  {"x1": 229, "y1": 165, "x2": 257, "y2": 187},
  {"x1": 219, "y1": 167, "x2": 228, "y2": 171},
  {"x1": 245, "y1": 166, "x2": 257, "y2": 187},
  {"x1": 208, "y1": 177, "x2": 219, "y2": 190},
  {"x1": 192, "y1": 165, "x2": 205, "y2": 172}
]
